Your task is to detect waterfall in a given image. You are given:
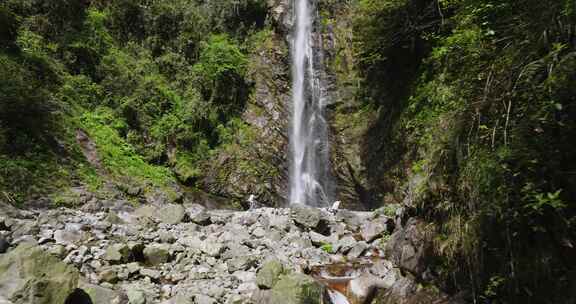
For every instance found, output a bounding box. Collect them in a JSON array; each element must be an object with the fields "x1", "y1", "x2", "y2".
[{"x1": 289, "y1": 0, "x2": 333, "y2": 206}]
